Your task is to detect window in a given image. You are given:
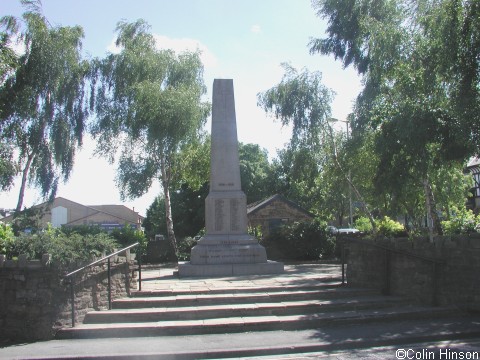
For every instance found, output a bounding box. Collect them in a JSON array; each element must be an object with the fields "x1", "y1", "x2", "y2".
[{"x1": 51, "y1": 206, "x2": 67, "y2": 228}]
